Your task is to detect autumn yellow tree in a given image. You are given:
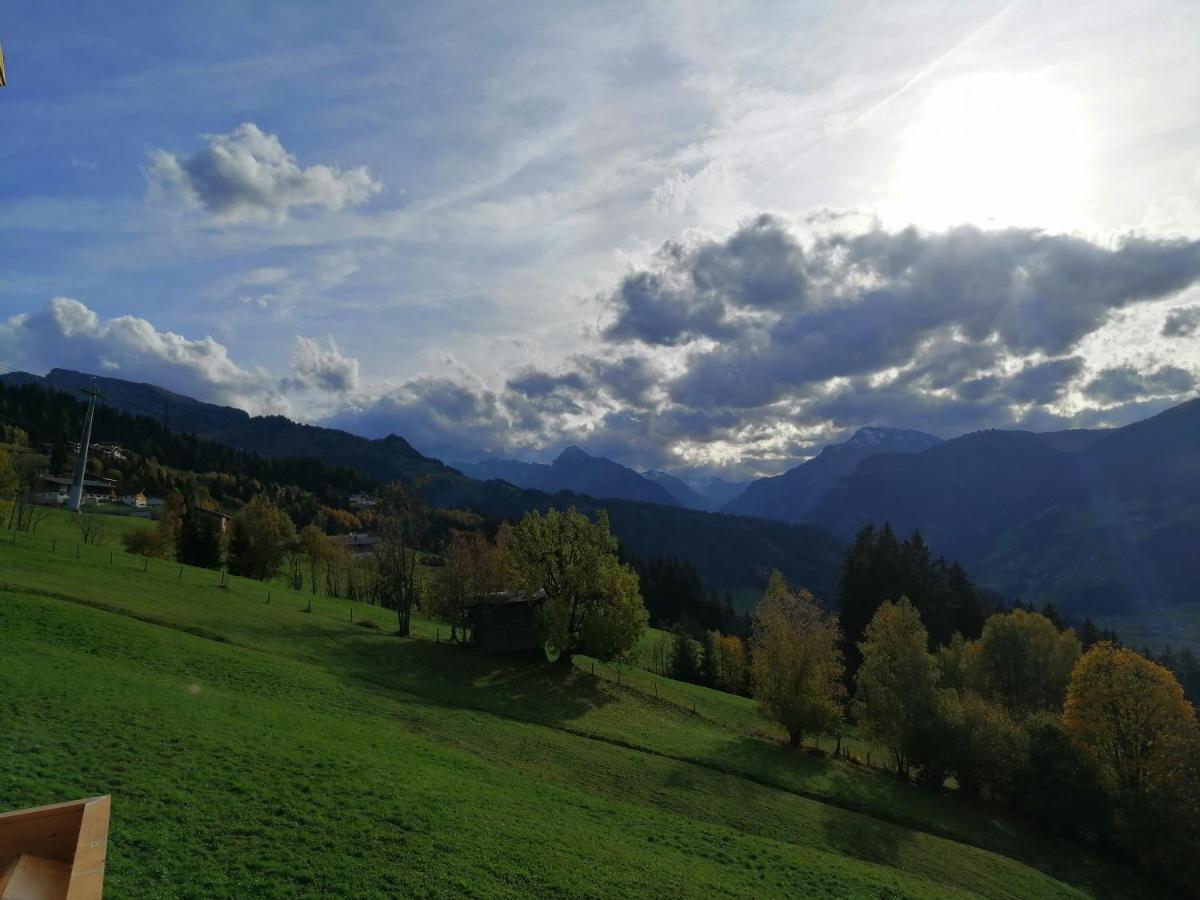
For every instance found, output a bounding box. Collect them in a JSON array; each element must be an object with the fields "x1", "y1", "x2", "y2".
[
  {"x1": 433, "y1": 530, "x2": 511, "y2": 642},
  {"x1": 751, "y1": 570, "x2": 846, "y2": 748},
  {"x1": 854, "y1": 596, "x2": 940, "y2": 776},
  {"x1": 708, "y1": 631, "x2": 750, "y2": 695},
  {"x1": 508, "y1": 507, "x2": 647, "y2": 663},
  {"x1": 1064, "y1": 642, "x2": 1198, "y2": 795}
]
